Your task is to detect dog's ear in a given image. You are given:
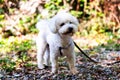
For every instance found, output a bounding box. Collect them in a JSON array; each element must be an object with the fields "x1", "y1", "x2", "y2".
[
  {"x1": 74, "y1": 18, "x2": 79, "y2": 26},
  {"x1": 72, "y1": 16, "x2": 79, "y2": 27},
  {"x1": 49, "y1": 18, "x2": 58, "y2": 33}
]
